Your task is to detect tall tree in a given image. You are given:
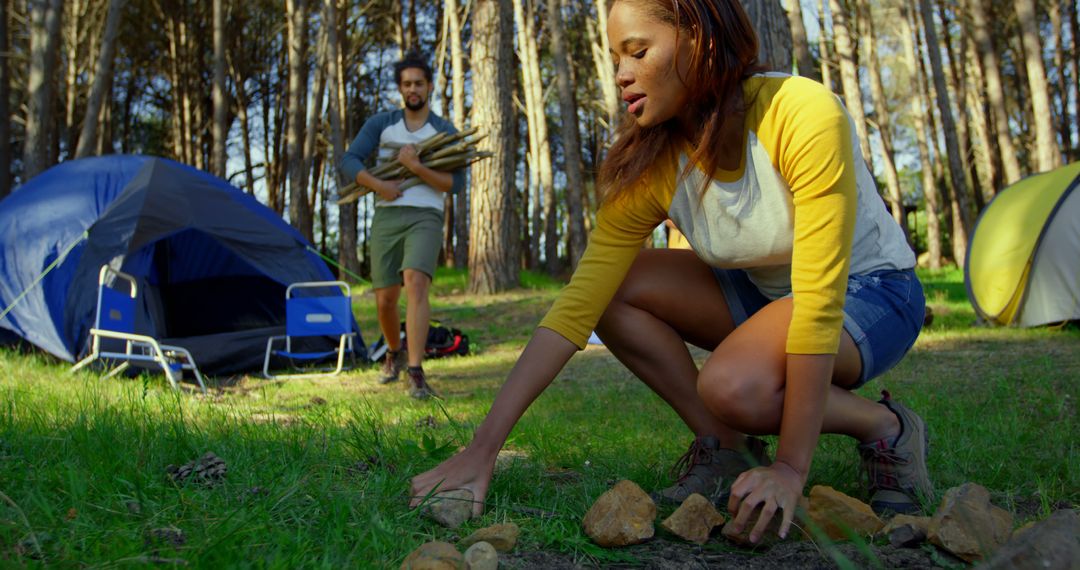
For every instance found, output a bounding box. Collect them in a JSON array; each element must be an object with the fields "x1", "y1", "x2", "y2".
[
  {"x1": 901, "y1": 0, "x2": 943, "y2": 268},
  {"x1": 817, "y1": 0, "x2": 833, "y2": 90},
  {"x1": 969, "y1": 0, "x2": 1022, "y2": 184},
  {"x1": 285, "y1": 0, "x2": 313, "y2": 240},
  {"x1": 549, "y1": 0, "x2": 587, "y2": 269},
  {"x1": 448, "y1": 0, "x2": 469, "y2": 266},
  {"x1": 23, "y1": 0, "x2": 64, "y2": 179},
  {"x1": 828, "y1": 0, "x2": 872, "y2": 170},
  {"x1": 787, "y1": 0, "x2": 819, "y2": 79},
  {"x1": 76, "y1": 0, "x2": 127, "y2": 159},
  {"x1": 328, "y1": 0, "x2": 360, "y2": 278},
  {"x1": 1015, "y1": 0, "x2": 1061, "y2": 172},
  {"x1": 0, "y1": 0, "x2": 11, "y2": 197},
  {"x1": 586, "y1": 0, "x2": 619, "y2": 131},
  {"x1": 211, "y1": 0, "x2": 228, "y2": 176},
  {"x1": 859, "y1": 0, "x2": 906, "y2": 236},
  {"x1": 741, "y1": 0, "x2": 792, "y2": 71},
  {"x1": 918, "y1": 0, "x2": 973, "y2": 266},
  {"x1": 468, "y1": 0, "x2": 518, "y2": 294}
]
